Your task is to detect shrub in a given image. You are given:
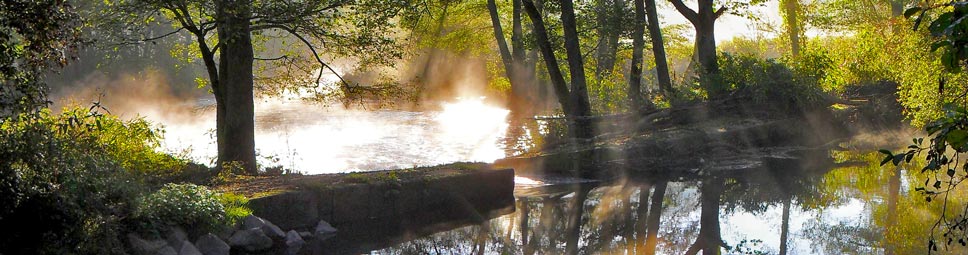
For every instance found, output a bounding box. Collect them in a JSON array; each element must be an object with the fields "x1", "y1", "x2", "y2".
[
  {"x1": 136, "y1": 183, "x2": 227, "y2": 234},
  {"x1": 719, "y1": 53, "x2": 828, "y2": 113},
  {"x1": 0, "y1": 109, "x2": 151, "y2": 254}
]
